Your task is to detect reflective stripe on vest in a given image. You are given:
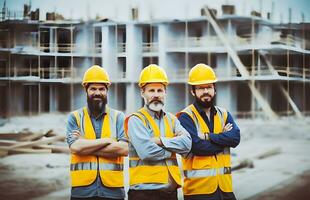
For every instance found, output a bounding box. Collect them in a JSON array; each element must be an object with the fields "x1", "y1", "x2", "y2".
[
  {"x1": 184, "y1": 167, "x2": 231, "y2": 178},
  {"x1": 70, "y1": 106, "x2": 124, "y2": 188},
  {"x1": 126, "y1": 107, "x2": 182, "y2": 186},
  {"x1": 70, "y1": 162, "x2": 123, "y2": 171},
  {"x1": 181, "y1": 104, "x2": 232, "y2": 195},
  {"x1": 129, "y1": 157, "x2": 178, "y2": 167}
]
